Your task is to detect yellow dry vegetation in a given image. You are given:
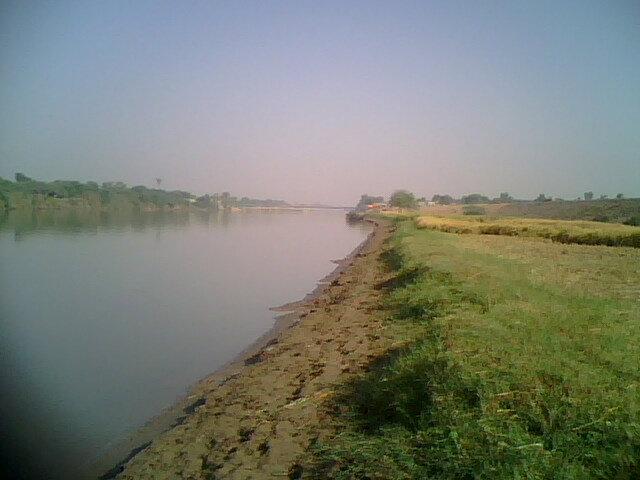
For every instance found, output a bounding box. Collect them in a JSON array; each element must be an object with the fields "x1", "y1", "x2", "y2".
[{"x1": 415, "y1": 215, "x2": 640, "y2": 247}]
